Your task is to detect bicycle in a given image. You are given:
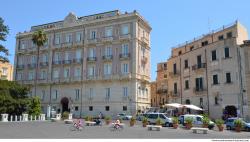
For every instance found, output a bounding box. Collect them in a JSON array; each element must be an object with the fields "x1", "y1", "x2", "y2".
[
  {"x1": 69, "y1": 121, "x2": 83, "y2": 131},
  {"x1": 109, "y1": 123, "x2": 124, "y2": 131}
]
